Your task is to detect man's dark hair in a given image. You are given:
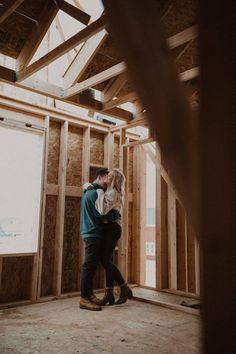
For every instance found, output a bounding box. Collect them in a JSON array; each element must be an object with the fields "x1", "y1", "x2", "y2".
[{"x1": 95, "y1": 168, "x2": 109, "y2": 179}]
